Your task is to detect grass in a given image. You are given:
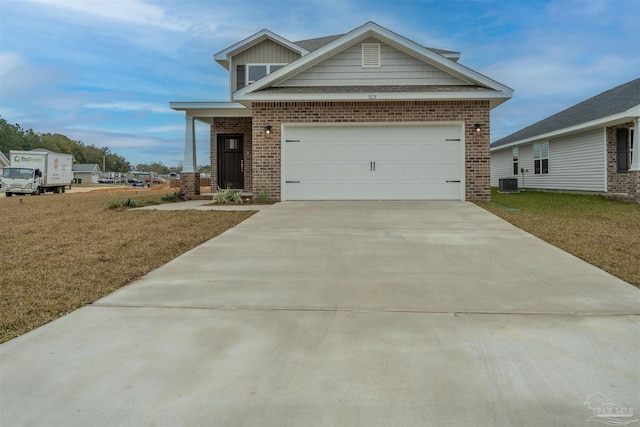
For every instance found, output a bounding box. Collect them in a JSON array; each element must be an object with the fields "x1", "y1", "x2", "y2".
[
  {"x1": 0, "y1": 188, "x2": 256, "y2": 343},
  {"x1": 477, "y1": 189, "x2": 640, "y2": 288}
]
